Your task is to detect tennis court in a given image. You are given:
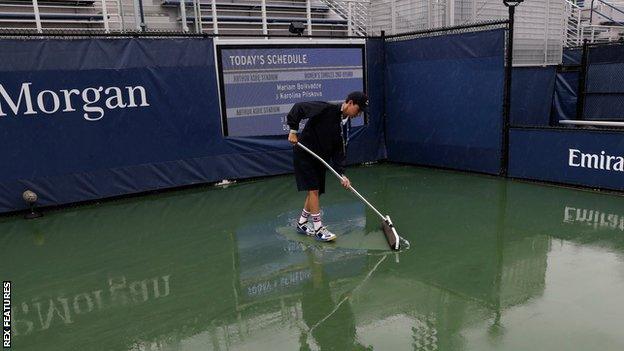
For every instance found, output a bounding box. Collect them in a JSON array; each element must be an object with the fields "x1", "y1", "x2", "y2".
[
  {"x1": 2, "y1": 2, "x2": 624, "y2": 350},
  {"x1": 3, "y1": 163, "x2": 623, "y2": 350}
]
